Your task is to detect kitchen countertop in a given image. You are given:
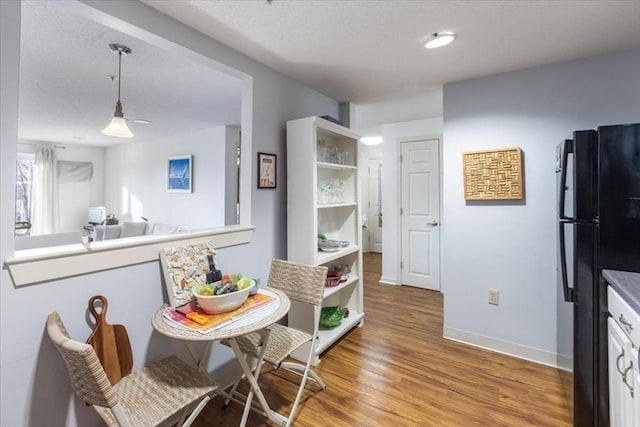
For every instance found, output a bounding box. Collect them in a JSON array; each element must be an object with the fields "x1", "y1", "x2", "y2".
[{"x1": 603, "y1": 269, "x2": 640, "y2": 314}]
